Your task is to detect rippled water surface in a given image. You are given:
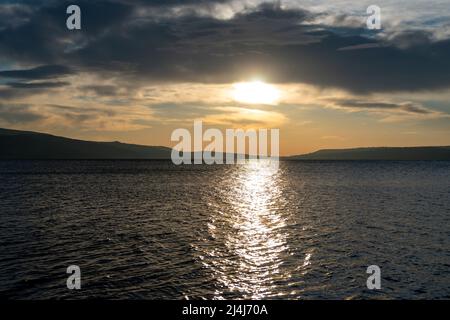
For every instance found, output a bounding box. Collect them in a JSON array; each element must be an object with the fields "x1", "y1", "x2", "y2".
[{"x1": 0, "y1": 160, "x2": 449, "y2": 299}]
